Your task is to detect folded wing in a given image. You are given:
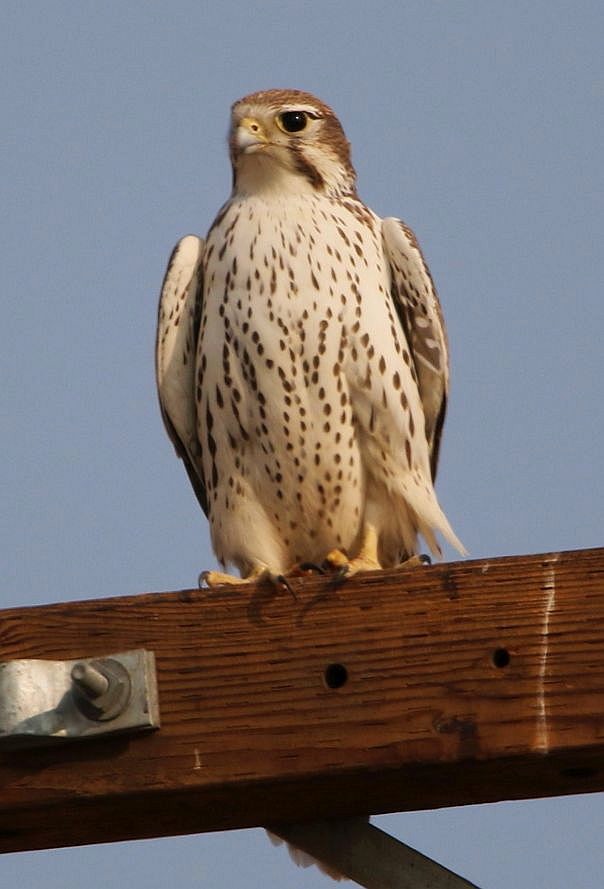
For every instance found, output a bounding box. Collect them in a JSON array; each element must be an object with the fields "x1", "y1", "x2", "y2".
[
  {"x1": 155, "y1": 235, "x2": 207, "y2": 516},
  {"x1": 382, "y1": 217, "x2": 449, "y2": 482}
]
